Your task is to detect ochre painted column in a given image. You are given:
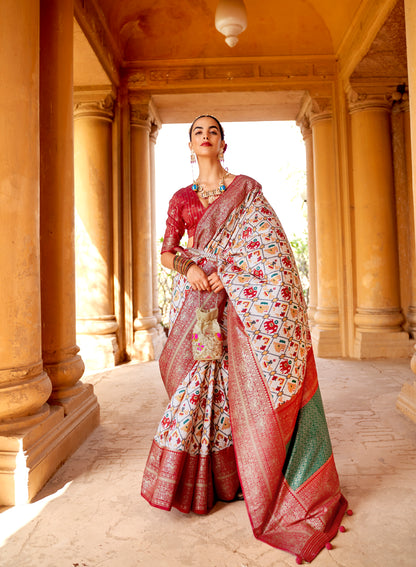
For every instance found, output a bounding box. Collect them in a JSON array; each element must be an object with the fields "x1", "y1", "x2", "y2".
[
  {"x1": 397, "y1": 0, "x2": 416, "y2": 422},
  {"x1": 120, "y1": 94, "x2": 135, "y2": 358},
  {"x1": 404, "y1": 104, "x2": 416, "y2": 338},
  {"x1": 74, "y1": 95, "x2": 121, "y2": 371},
  {"x1": 349, "y1": 89, "x2": 410, "y2": 358},
  {"x1": 298, "y1": 116, "x2": 317, "y2": 326},
  {"x1": 391, "y1": 97, "x2": 415, "y2": 336},
  {"x1": 130, "y1": 100, "x2": 165, "y2": 361},
  {"x1": 39, "y1": 0, "x2": 99, "y2": 445},
  {"x1": 309, "y1": 101, "x2": 342, "y2": 357},
  {"x1": 0, "y1": 0, "x2": 55, "y2": 505},
  {"x1": 149, "y1": 123, "x2": 168, "y2": 346}
]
